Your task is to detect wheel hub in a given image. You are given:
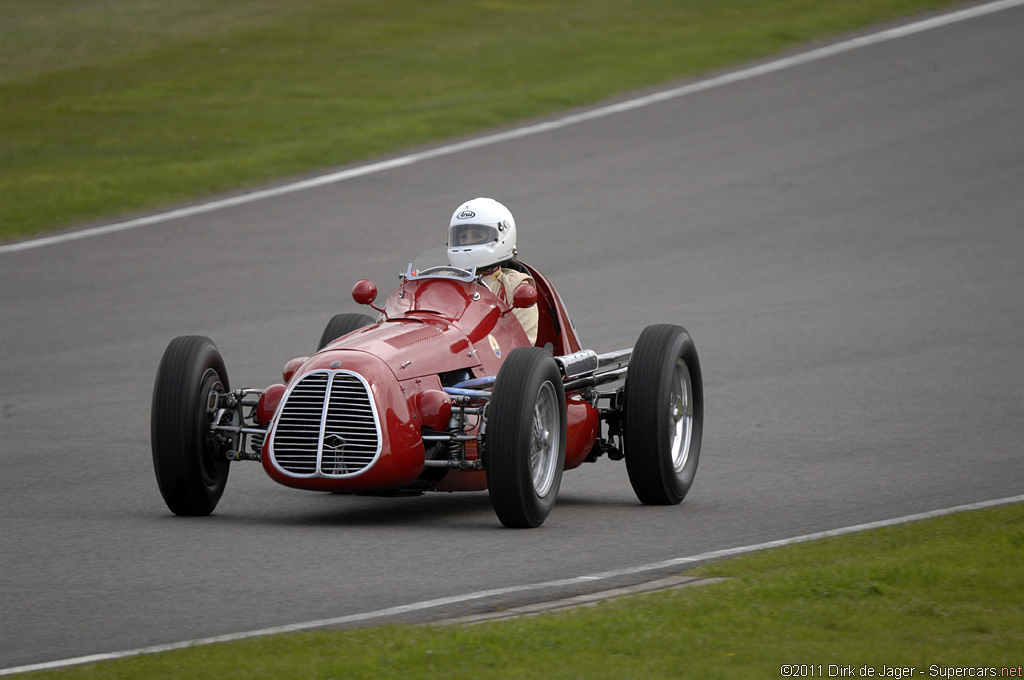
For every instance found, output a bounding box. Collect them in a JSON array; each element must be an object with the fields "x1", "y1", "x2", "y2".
[
  {"x1": 530, "y1": 382, "x2": 559, "y2": 498},
  {"x1": 669, "y1": 359, "x2": 693, "y2": 473}
]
